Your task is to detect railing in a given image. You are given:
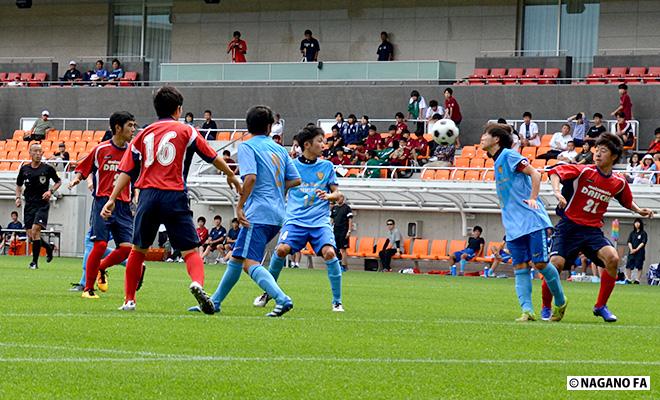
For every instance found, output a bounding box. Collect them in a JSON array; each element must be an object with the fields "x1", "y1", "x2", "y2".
[
  {"x1": 19, "y1": 117, "x2": 109, "y2": 132},
  {"x1": 316, "y1": 118, "x2": 429, "y2": 134},
  {"x1": 597, "y1": 48, "x2": 660, "y2": 56},
  {"x1": 480, "y1": 50, "x2": 568, "y2": 57}
]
